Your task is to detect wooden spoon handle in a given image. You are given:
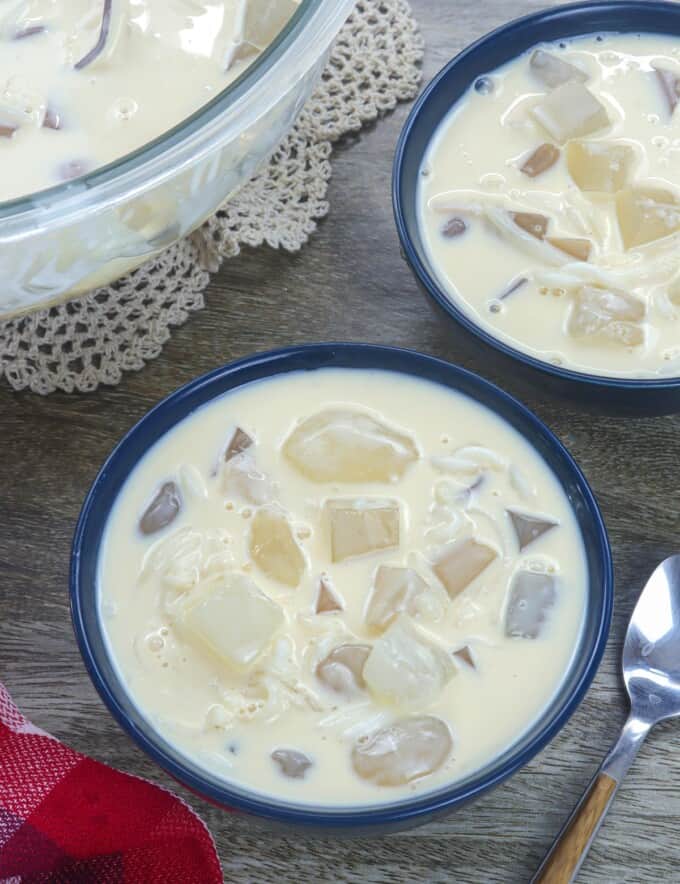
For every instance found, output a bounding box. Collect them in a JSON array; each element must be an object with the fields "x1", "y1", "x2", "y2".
[{"x1": 532, "y1": 773, "x2": 617, "y2": 884}]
